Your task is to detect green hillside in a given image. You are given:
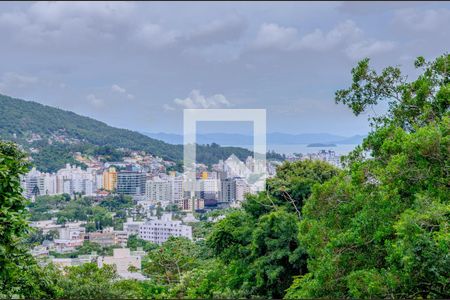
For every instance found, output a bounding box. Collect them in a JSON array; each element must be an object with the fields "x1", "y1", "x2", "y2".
[{"x1": 0, "y1": 94, "x2": 282, "y2": 172}]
